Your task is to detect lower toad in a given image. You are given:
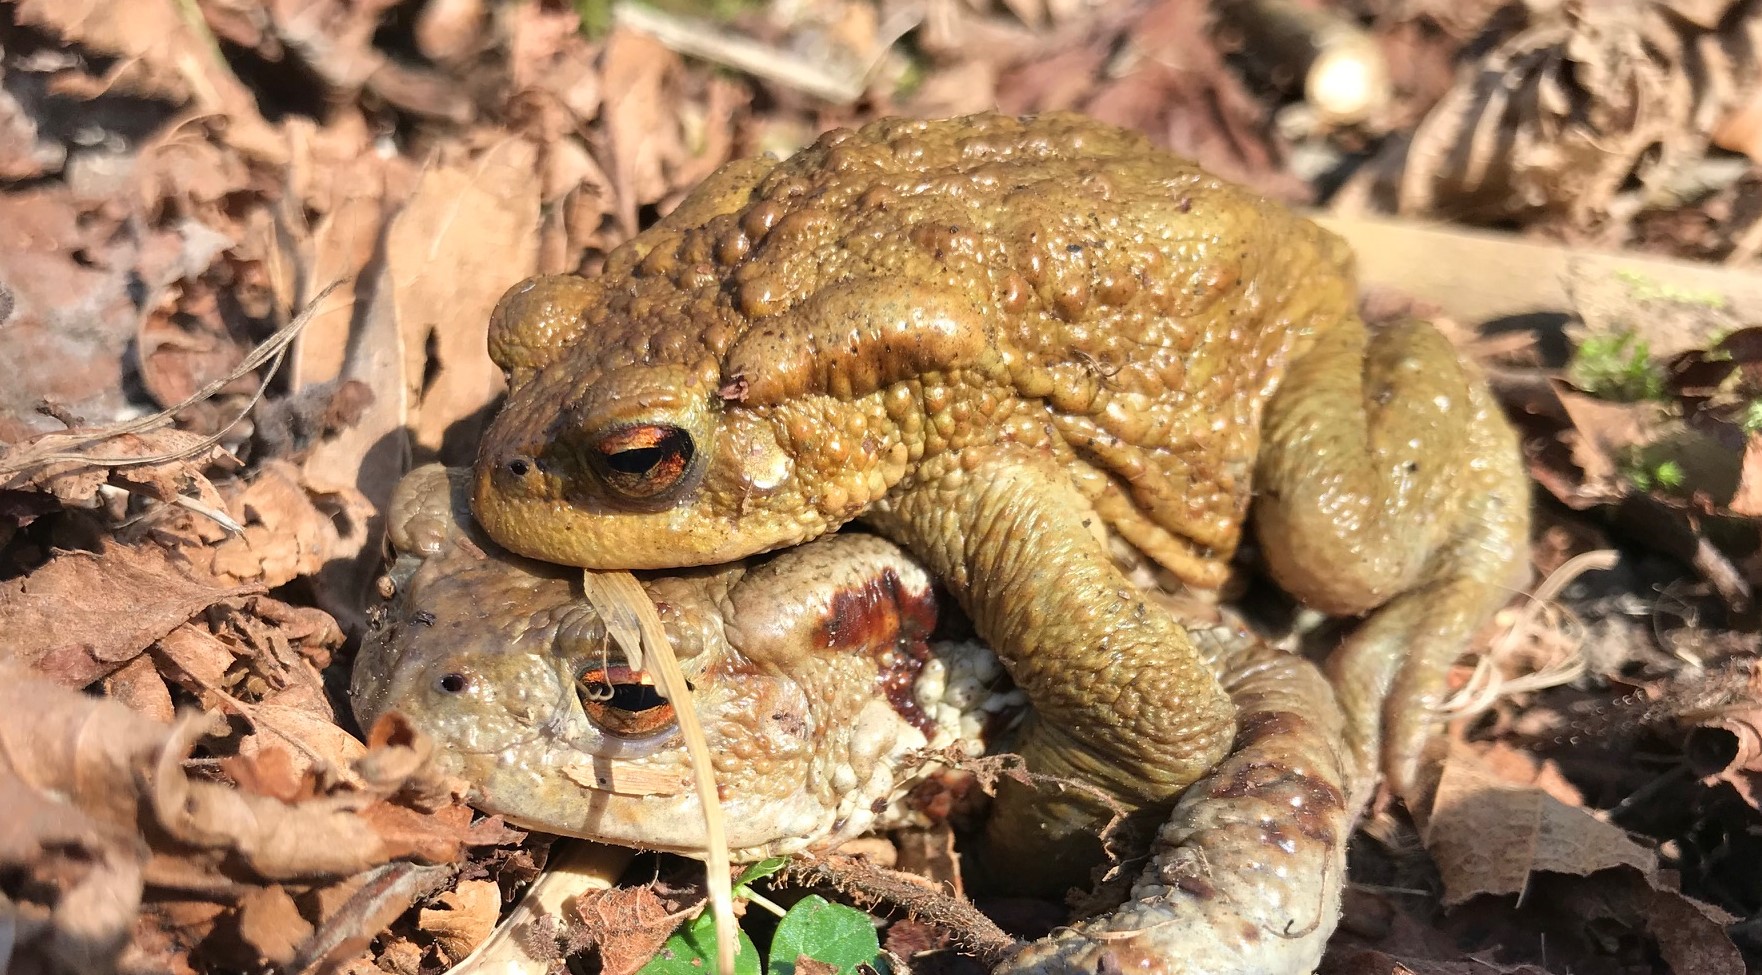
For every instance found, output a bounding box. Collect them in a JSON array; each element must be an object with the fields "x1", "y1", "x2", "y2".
[{"x1": 354, "y1": 465, "x2": 1358, "y2": 975}]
